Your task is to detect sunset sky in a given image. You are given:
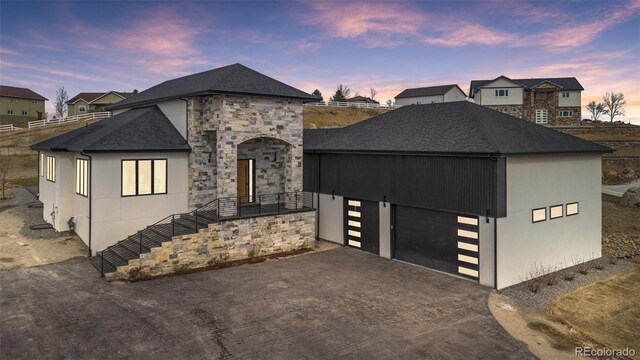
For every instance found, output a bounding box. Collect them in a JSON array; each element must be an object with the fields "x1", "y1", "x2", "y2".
[{"x1": 1, "y1": 0, "x2": 639, "y2": 123}]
